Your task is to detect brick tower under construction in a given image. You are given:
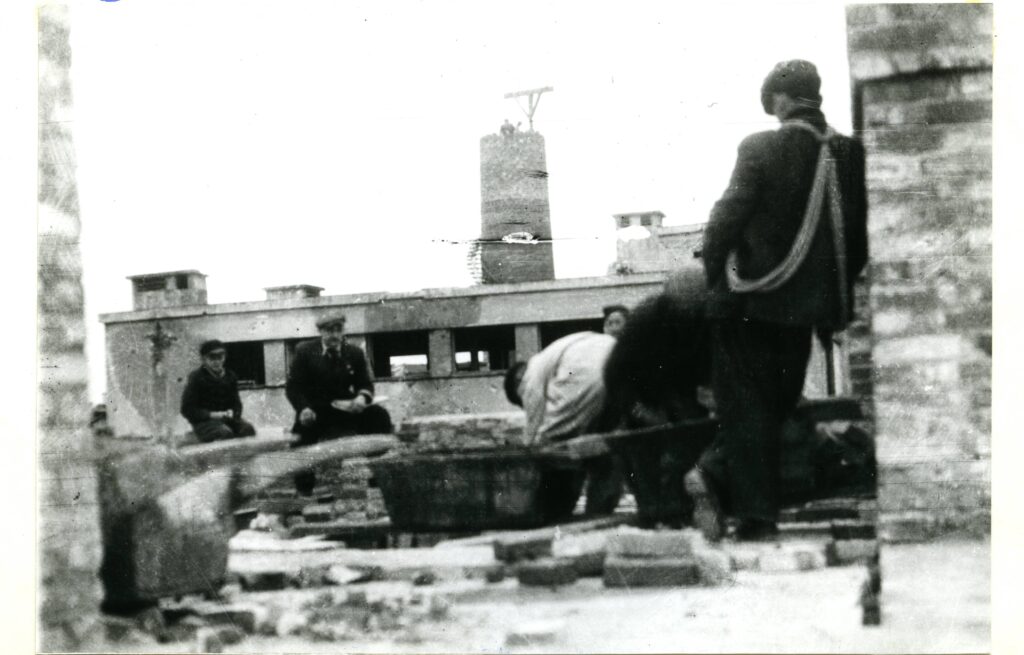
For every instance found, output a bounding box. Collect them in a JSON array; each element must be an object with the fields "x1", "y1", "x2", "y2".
[{"x1": 478, "y1": 128, "x2": 555, "y2": 284}]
